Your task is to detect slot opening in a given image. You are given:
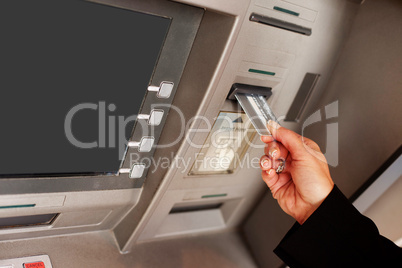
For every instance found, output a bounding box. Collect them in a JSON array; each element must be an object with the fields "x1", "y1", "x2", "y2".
[
  {"x1": 250, "y1": 13, "x2": 312, "y2": 36},
  {"x1": 0, "y1": 213, "x2": 59, "y2": 229},
  {"x1": 169, "y1": 203, "x2": 223, "y2": 214}
]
